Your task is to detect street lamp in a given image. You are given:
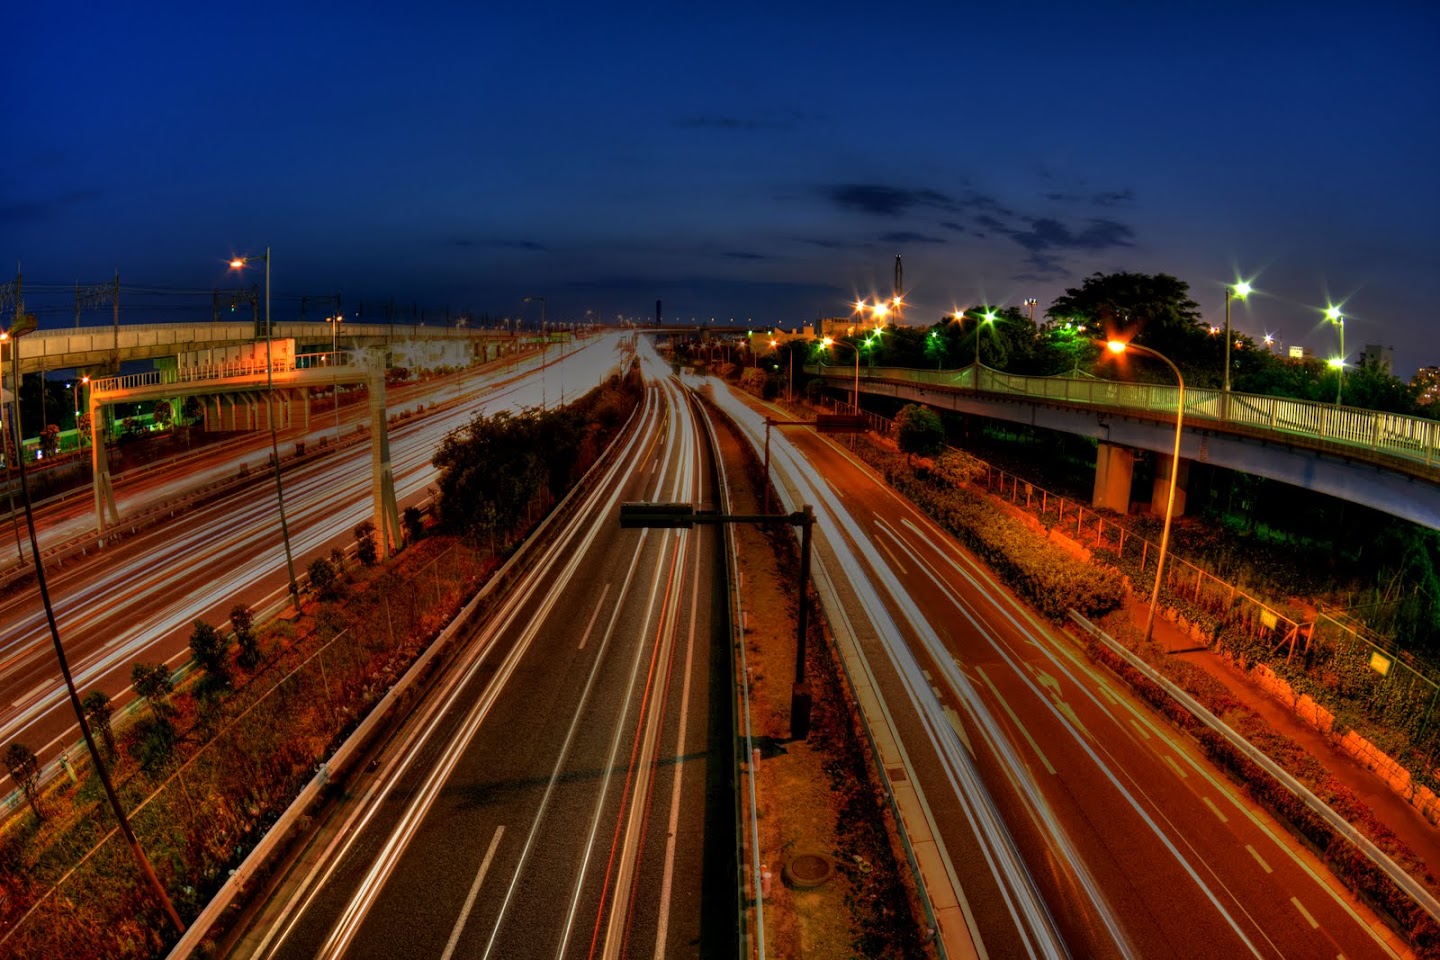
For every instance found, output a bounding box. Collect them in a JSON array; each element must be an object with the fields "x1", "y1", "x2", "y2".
[
  {"x1": 821, "y1": 336, "x2": 861, "y2": 414},
  {"x1": 1223, "y1": 280, "x2": 1251, "y2": 399},
  {"x1": 1104, "y1": 339, "x2": 1184, "y2": 646},
  {"x1": 327, "y1": 314, "x2": 344, "y2": 445},
  {"x1": 69, "y1": 375, "x2": 89, "y2": 445},
  {"x1": 1325, "y1": 305, "x2": 1345, "y2": 405},
  {"x1": 229, "y1": 248, "x2": 299, "y2": 603},
  {"x1": 1023, "y1": 298, "x2": 1038, "y2": 324},
  {"x1": 975, "y1": 310, "x2": 997, "y2": 368}
]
